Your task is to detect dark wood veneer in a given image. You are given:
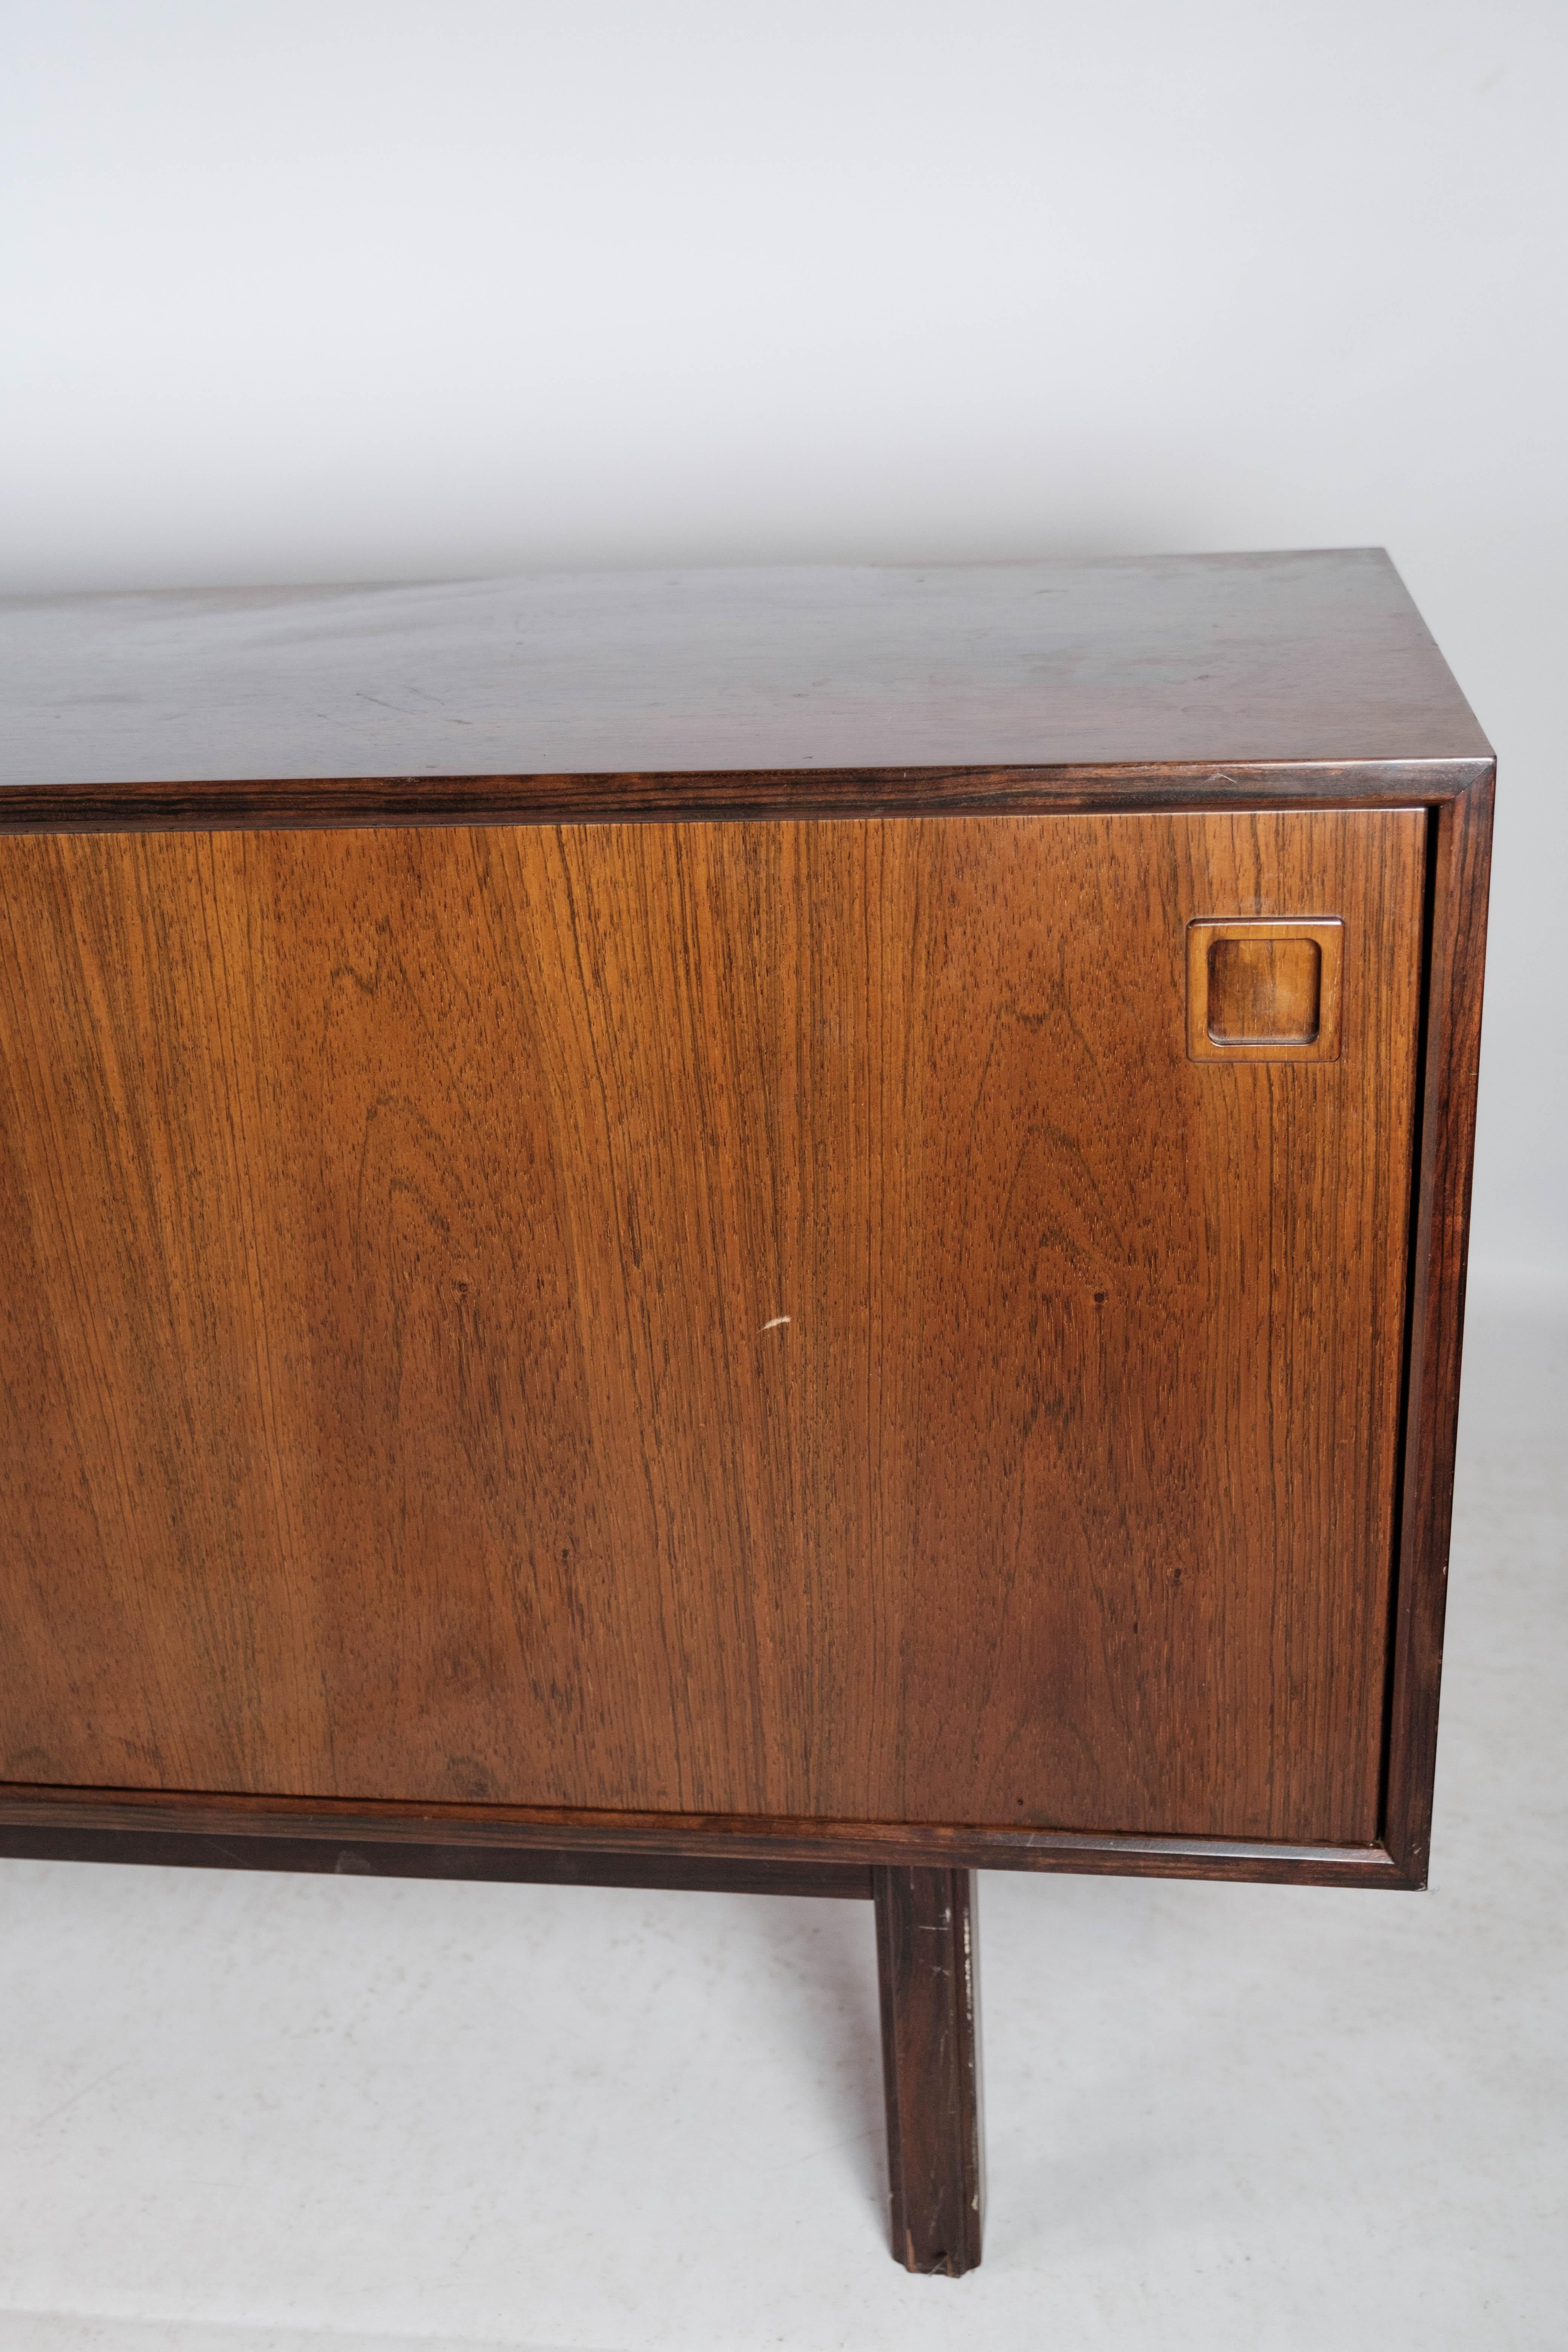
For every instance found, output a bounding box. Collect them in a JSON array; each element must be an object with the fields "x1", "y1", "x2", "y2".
[
  {"x1": 0, "y1": 553, "x2": 1492, "y2": 2269},
  {"x1": 0, "y1": 552, "x2": 1489, "y2": 792},
  {"x1": 0, "y1": 809, "x2": 1421, "y2": 1840},
  {"x1": 1381, "y1": 769, "x2": 1493, "y2": 1883},
  {"x1": 0, "y1": 1818, "x2": 871, "y2": 1901},
  {"x1": 0, "y1": 758, "x2": 1489, "y2": 837},
  {"x1": 0, "y1": 1785, "x2": 1409, "y2": 1888},
  {"x1": 875, "y1": 1868, "x2": 985, "y2": 2275}
]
